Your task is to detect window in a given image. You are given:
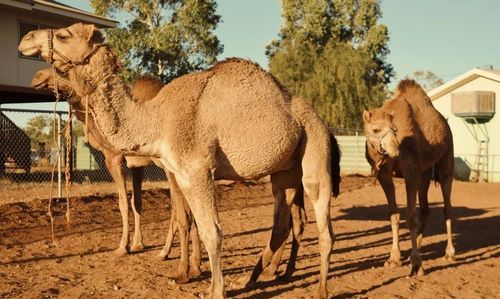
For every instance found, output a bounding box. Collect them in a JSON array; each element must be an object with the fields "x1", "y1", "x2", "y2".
[{"x1": 18, "y1": 21, "x2": 41, "y2": 59}]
